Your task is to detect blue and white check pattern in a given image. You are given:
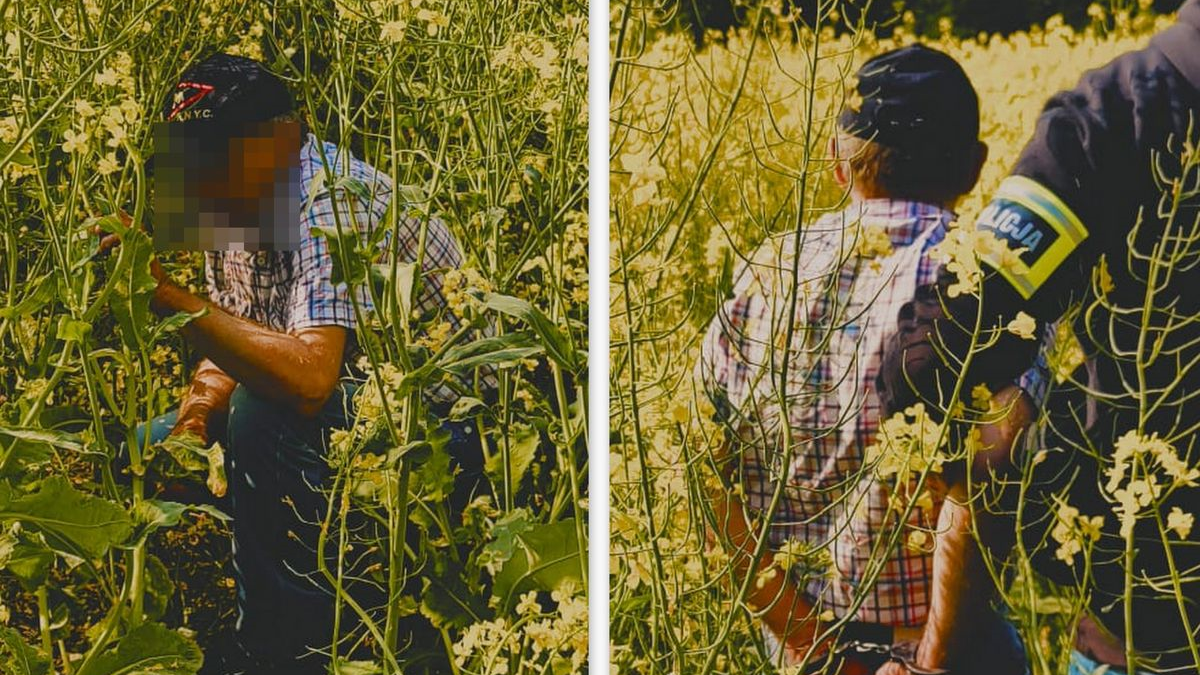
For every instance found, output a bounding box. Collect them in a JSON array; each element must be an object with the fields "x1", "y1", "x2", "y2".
[{"x1": 205, "y1": 134, "x2": 462, "y2": 334}]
